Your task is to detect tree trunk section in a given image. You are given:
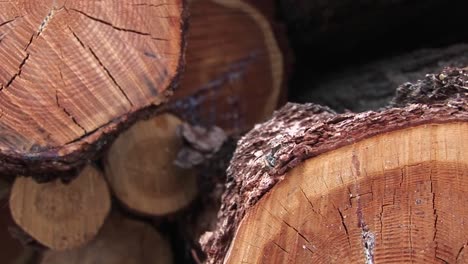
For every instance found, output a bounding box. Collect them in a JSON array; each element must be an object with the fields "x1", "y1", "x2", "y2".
[
  {"x1": 201, "y1": 67, "x2": 468, "y2": 263},
  {"x1": 104, "y1": 113, "x2": 199, "y2": 216},
  {"x1": 0, "y1": 1, "x2": 187, "y2": 177},
  {"x1": 9, "y1": 165, "x2": 111, "y2": 250},
  {"x1": 167, "y1": 0, "x2": 284, "y2": 135}
]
